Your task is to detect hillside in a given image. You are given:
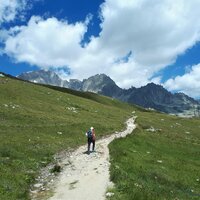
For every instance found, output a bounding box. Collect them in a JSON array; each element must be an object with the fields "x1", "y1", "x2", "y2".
[
  {"x1": 1, "y1": 72, "x2": 200, "y2": 200},
  {"x1": 18, "y1": 70, "x2": 200, "y2": 116},
  {"x1": 0, "y1": 73, "x2": 133, "y2": 200},
  {"x1": 109, "y1": 110, "x2": 200, "y2": 200}
]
